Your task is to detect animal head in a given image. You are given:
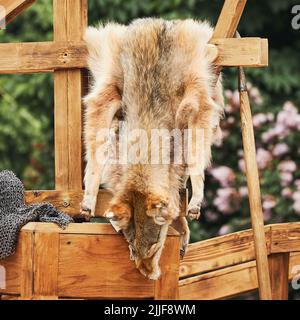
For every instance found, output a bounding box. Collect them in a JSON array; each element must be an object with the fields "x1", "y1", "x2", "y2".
[{"x1": 105, "y1": 190, "x2": 171, "y2": 280}]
